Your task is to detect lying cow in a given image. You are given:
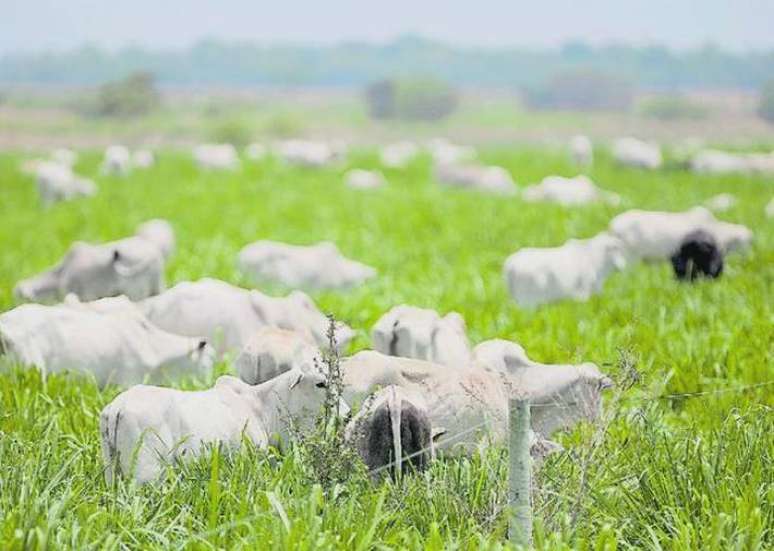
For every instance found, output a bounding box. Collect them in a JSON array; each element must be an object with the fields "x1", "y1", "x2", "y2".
[
  {"x1": 670, "y1": 230, "x2": 723, "y2": 281},
  {"x1": 569, "y1": 135, "x2": 593, "y2": 167},
  {"x1": 612, "y1": 137, "x2": 662, "y2": 170},
  {"x1": 371, "y1": 305, "x2": 471, "y2": 369},
  {"x1": 100, "y1": 367, "x2": 345, "y2": 483},
  {"x1": 193, "y1": 144, "x2": 239, "y2": 170},
  {"x1": 14, "y1": 225, "x2": 170, "y2": 303},
  {"x1": 380, "y1": 141, "x2": 419, "y2": 168},
  {"x1": 344, "y1": 169, "x2": 387, "y2": 190},
  {"x1": 522, "y1": 175, "x2": 620, "y2": 206},
  {"x1": 691, "y1": 149, "x2": 774, "y2": 175},
  {"x1": 235, "y1": 327, "x2": 318, "y2": 385},
  {"x1": 274, "y1": 140, "x2": 345, "y2": 168},
  {"x1": 503, "y1": 232, "x2": 627, "y2": 308},
  {"x1": 609, "y1": 207, "x2": 753, "y2": 261},
  {"x1": 102, "y1": 145, "x2": 132, "y2": 176},
  {"x1": 140, "y1": 278, "x2": 354, "y2": 355},
  {"x1": 703, "y1": 193, "x2": 736, "y2": 213},
  {"x1": 237, "y1": 240, "x2": 376, "y2": 291},
  {"x1": 435, "y1": 163, "x2": 516, "y2": 194},
  {"x1": 32, "y1": 160, "x2": 96, "y2": 207},
  {"x1": 0, "y1": 296, "x2": 214, "y2": 387},
  {"x1": 427, "y1": 138, "x2": 476, "y2": 165}
]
